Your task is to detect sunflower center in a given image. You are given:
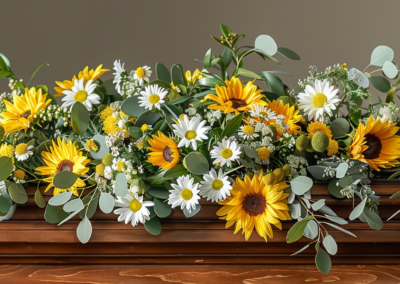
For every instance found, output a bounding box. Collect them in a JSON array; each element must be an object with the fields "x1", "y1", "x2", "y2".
[
  {"x1": 212, "y1": 179, "x2": 223, "y2": 190},
  {"x1": 163, "y1": 145, "x2": 174, "y2": 162},
  {"x1": 135, "y1": 67, "x2": 146, "y2": 78},
  {"x1": 185, "y1": 130, "x2": 197, "y2": 140},
  {"x1": 181, "y1": 188, "x2": 193, "y2": 201},
  {"x1": 242, "y1": 125, "x2": 254, "y2": 136},
  {"x1": 312, "y1": 93, "x2": 327, "y2": 108},
  {"x1": 56, "y1": 159, "x2": 75, "y2": 172},
  {"x1": 74, "y1": 90, "x2": 88, "y2": 103},
  {"x1": 242, "y1": 193, "x2": 266, "y2": 216},
  {"x1": 149, "y1": 94, "x2": 160, "y2": 104},
  {"x1": 15, "y1": 143, "x2": 28, "y2": 155},
  {"x1": 129, "y1": 199, "x2": 142, "y2": 212},
  {"x1": 221, "y1": 148, "x2": 233, "y2": 159},
  {"x1": 21, "y1": 110, "x2": 31, "y2": 118},
  {"x1": 363, "y1": 134, "x2": 382, "y2": 159},
  {"x1": 258, "y1": 147, "x2": 270, "y2": 160},
  {"x1": 229, "y1": 99, "x2": 247, "y2": 109}
]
